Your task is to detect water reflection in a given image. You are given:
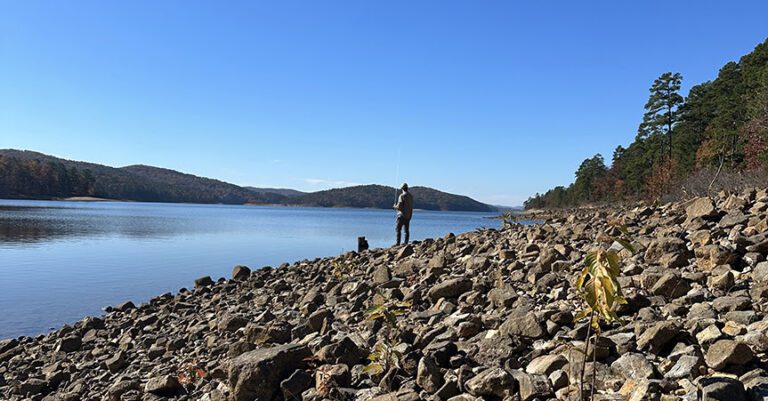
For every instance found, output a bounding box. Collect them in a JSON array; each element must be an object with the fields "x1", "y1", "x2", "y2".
[{"x1": 0, "y1": 211, "x2": 189, "y2": 245}]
